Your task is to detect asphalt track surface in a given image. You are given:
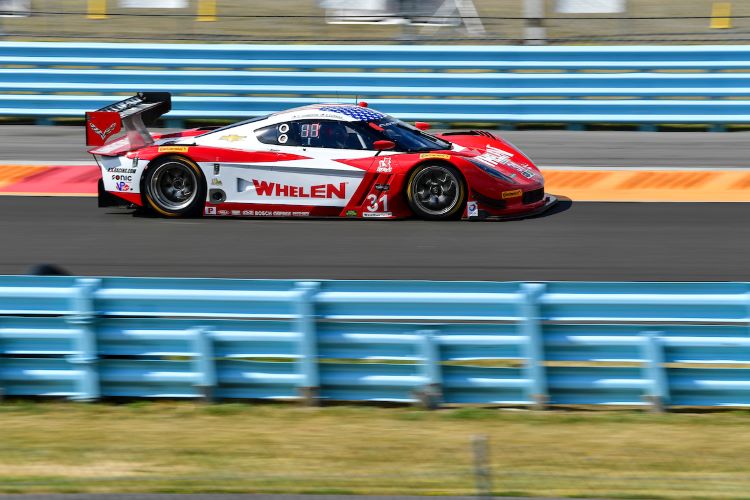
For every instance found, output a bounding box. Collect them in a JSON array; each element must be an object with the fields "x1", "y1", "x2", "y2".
[
  {"x1": 3, "y1": 125, "x2": 750, "y2": 168},
  {"x1": 1, "y1": 125, "x2": 749, "y2": 281},
  {"x1": 1, "y1": 196, "x2": 748, "y2": 281}
]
